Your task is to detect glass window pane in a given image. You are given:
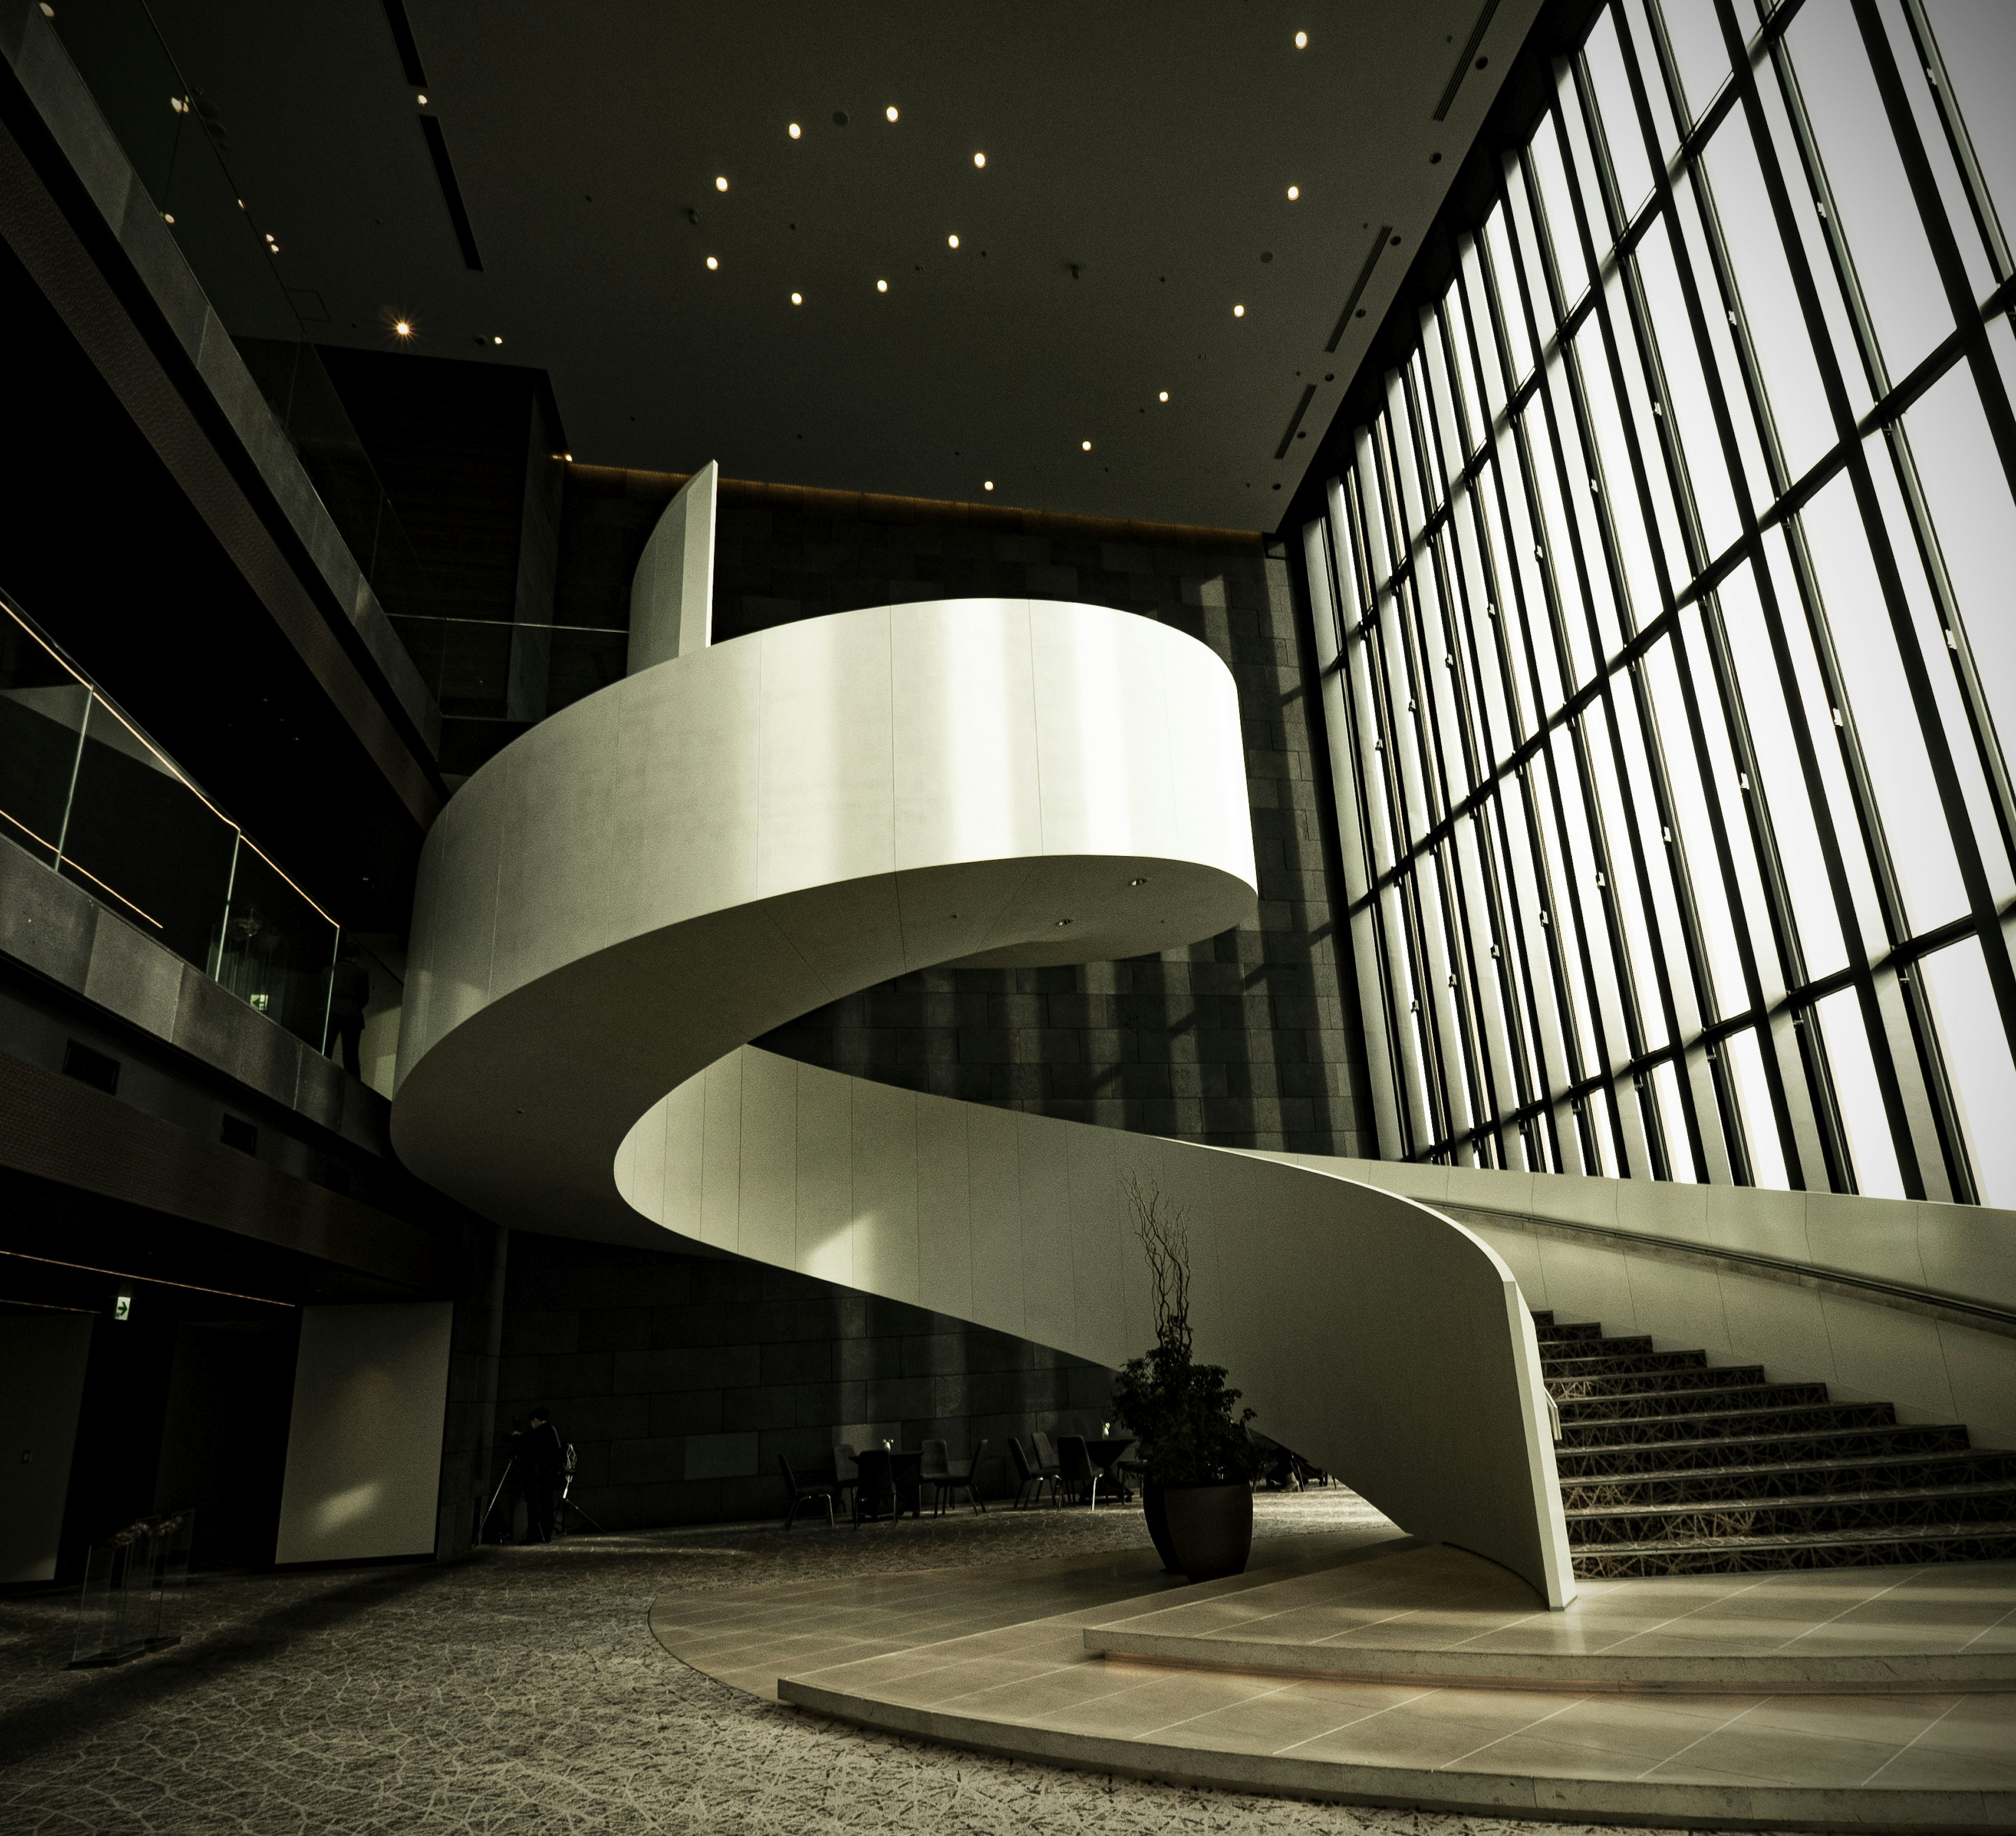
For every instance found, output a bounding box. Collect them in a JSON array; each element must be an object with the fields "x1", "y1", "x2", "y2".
[
  {"x1": 1586, "y1": 11, "x2": 1655, "y2": 227},
  {"x1": 1797, "y1": 471, "x2": 1970, "y2": 929},
  {"x1": 1754, "y1": 45, "x2": 1876, "y2": 421},
  {"x1": 1715, "y1": 562, "x2": 1849, "y2": 976},
  {"x1": 1785, "y1": 1, "x2": 1953, "y2": 382},
  {"x1": 1923, "y1": 0, "x2": 2016, "y2": 265},
  {"x1": 1613, "y1": 678, "x2": 1700, "y2": 1035},
  {"x1": 1756, "y1": 529, "x2": 1890, "y2": 960},
  {"x1": 1534, "y1": 113, "x2": 1591, "y2": 306},
  {"x1": 1727, "y1": 1025, "x2": 1792, "y2": 1189},
  {"x1": 1815, "y1": 987, "x2": 1907, "y2": 1197},
  {"x1": 1863, "y1": 424, "x2": 2014, "y2": 905},
  {"x1": 1497, "y1": 428, "x2": 1568, "y2": 715},
  {"x1": 1605, "y1": 269, "x2": 1694, "y2": 590},
  {"x1": 1486, "y1": 203, "x2": 1536, "y2": 383},
  {"x1": 1635, "y1": 218, "x2": 1741, "y2": 560},
  {"x1": 1900, "y1": 364, "x2": 2016, "y2": 819},
  {"x1": 1646, "y1": 636, "x2": 1747, "y2": 1020},
  {"x1": 1552, "y1": 729, "x2": 1630, "y2": 1069},
  {"x1": 1873, "y1": 0, "x2": 1996, "y2": 302},
  {"x1": 1461, "y1": 235, "x2": 1511, "y2": 421},
  {"x1": 1919, "y1": 938, "x2": 2016, "y2": 1205},
  {"x1": 1656, "y1": 0, "x2": 1731, "y2": 124},
  {"x1": 1654, "y1": 1058, "x2": 1698, "y2": 1179},
  {"x1": 1674, "y1": 166, "x2": 1776, "y2": 512},
  {"x1": 1698, "y1": 109, "x2": 1840, "y2": 484},
  {"x1": 1624, "y1": 0, "x2": 1685, "y2": 164},
  {"x1": 1576, "y1": 318, "x2": 1663, "y2": 632},
  {"x1": 1586, "y1": 707, "x2": 1669, "y2": 1047}
]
